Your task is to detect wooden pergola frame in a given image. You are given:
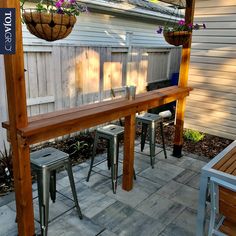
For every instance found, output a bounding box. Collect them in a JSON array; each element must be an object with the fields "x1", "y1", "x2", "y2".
[{"x1": 1, "y1": 0, "x2": 195, "y2": 235}]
